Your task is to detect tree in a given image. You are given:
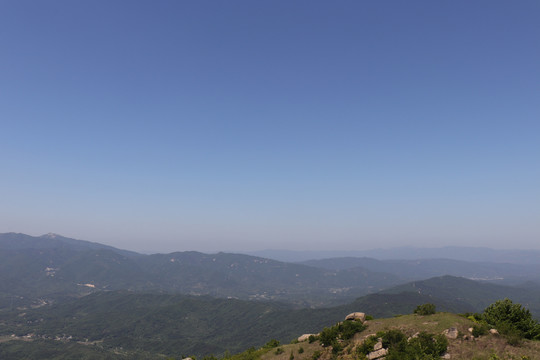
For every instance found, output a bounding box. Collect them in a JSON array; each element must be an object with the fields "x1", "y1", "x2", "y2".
[
  {"x1": 414, "y1": 303, "x2": 436, "y2": 315},
  {"x1": 483, "y1": 299, "x2": 540, "y2": 340}
]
